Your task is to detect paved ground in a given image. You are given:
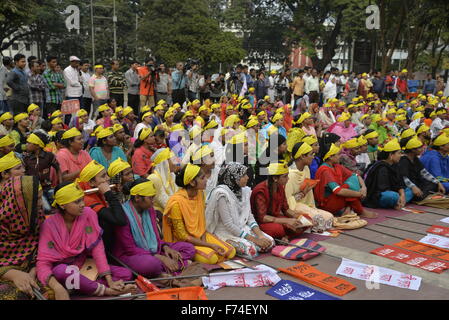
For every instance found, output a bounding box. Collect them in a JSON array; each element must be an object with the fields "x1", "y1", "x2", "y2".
[{"x1": 205, "y1": 205, "x2": 449, "y2": 300}]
